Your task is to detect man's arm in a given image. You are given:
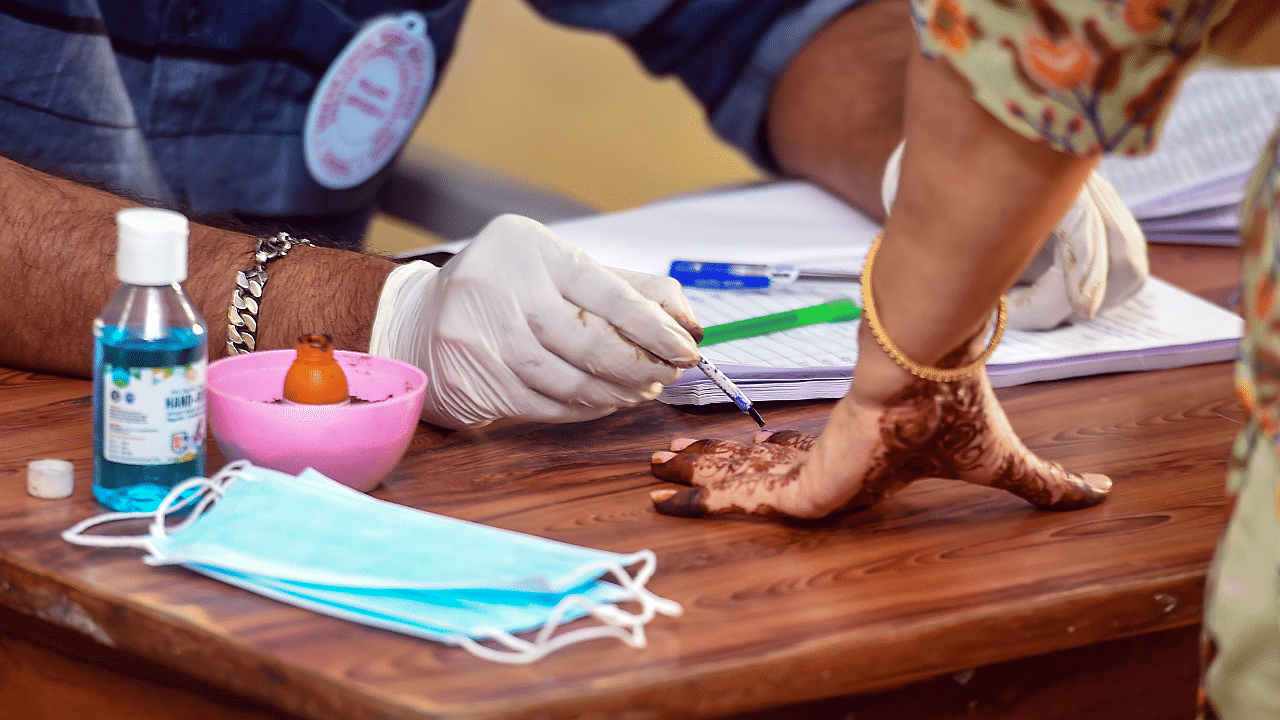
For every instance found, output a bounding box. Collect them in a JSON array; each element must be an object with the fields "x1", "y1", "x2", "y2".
[
  {"x1": 0, "y1": 155, "x2": 395, "y2": 378},
  {"x1": 766, "y1": 0, "x2": 915, "y2": 222}
]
